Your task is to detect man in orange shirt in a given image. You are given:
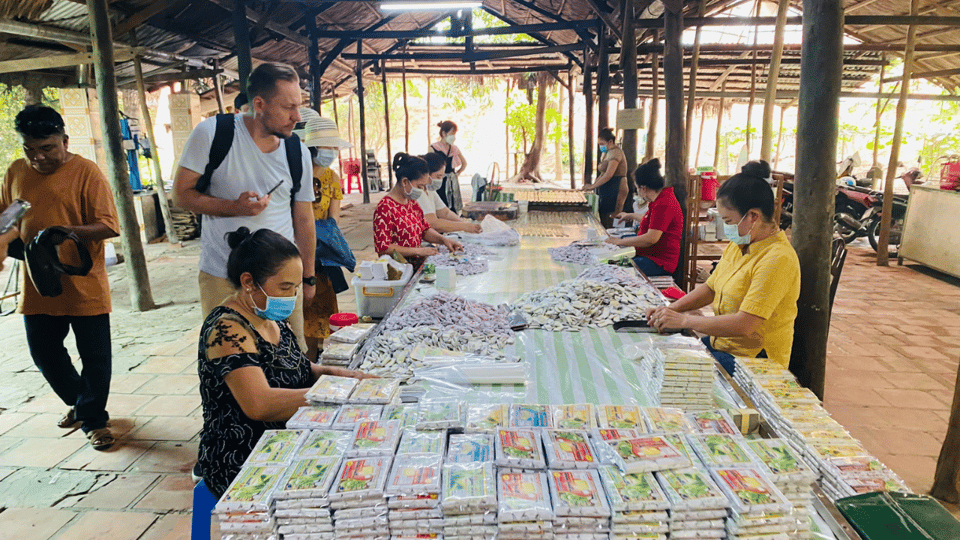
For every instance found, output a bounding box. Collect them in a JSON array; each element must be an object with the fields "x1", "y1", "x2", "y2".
[{"x1": 0, "y1": 105, "x2": 120, "y2": 450}]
